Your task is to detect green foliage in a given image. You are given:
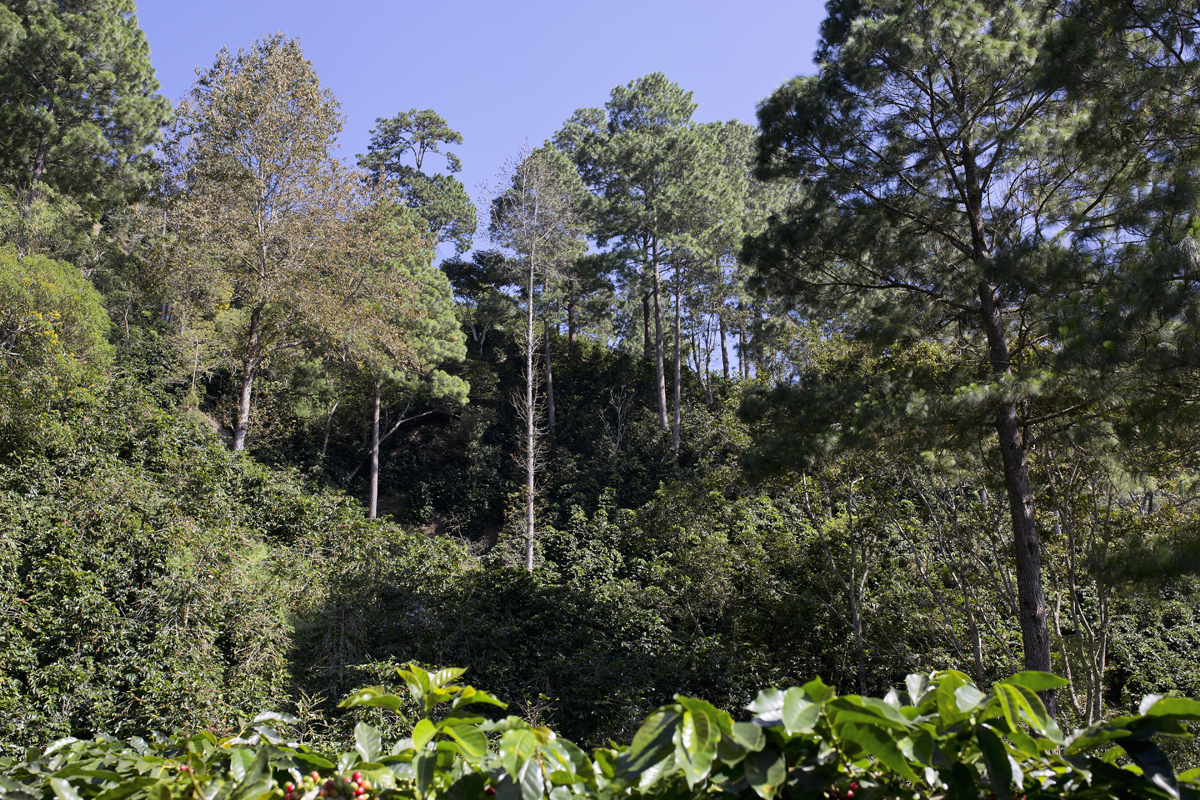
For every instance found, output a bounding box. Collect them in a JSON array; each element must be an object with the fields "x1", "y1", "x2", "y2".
[
  {"x1": 6, "y1": 668, "x2": 1200, "y2": 800},
  {"x1": 358, "y1": 110, "x2": 477, "y2": 254},
  {"x1": 0, "y1": 0, "x2": 171, "y2": 214},
  {"x1": 0, "y1": 376, "x2": 469, "y2": 751},
  {"x1": 6, "y1": 1, "x2": 1200, "y2": 783},
  {"x1": 0, "y1": 244, "x2": 111, "y2": 454},
  {"x1": 0, "y1": 185, "x2": 102, "y2": 265},
  {"x1": 389, "y1": 258, "x2": 468, "y2": 404}
]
